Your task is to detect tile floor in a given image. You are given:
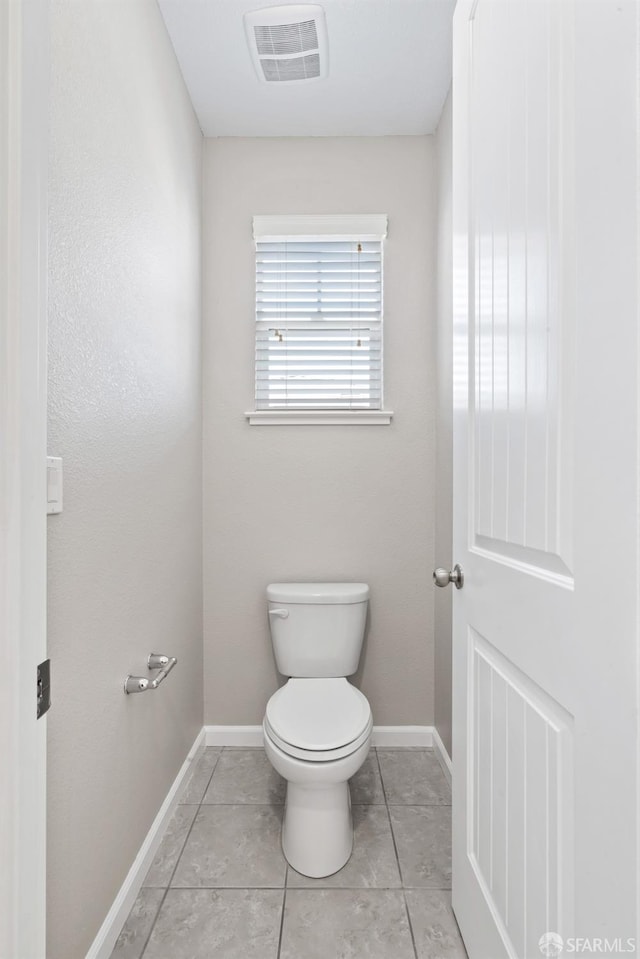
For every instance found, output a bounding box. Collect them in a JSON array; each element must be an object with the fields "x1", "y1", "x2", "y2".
[{"x1": 110, "y1": 746, "x2": 467, "y2": 959}]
